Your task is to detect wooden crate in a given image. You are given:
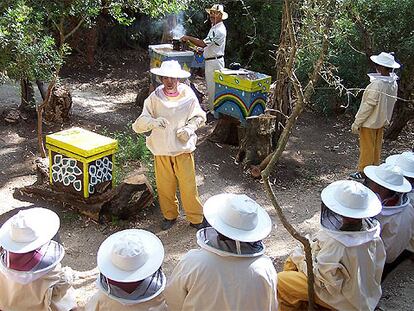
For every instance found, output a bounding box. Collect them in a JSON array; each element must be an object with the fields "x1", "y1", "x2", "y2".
[{"x1": 46, "y1": 127, "x2": 118, "y2": 198}]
